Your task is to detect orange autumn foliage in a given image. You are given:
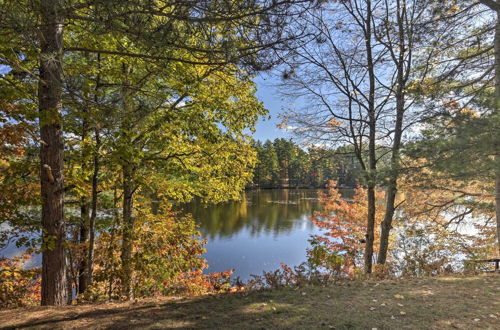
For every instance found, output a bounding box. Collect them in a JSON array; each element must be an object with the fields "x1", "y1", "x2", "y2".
[
  {"x1": 399, "y1": 158, "x2": 497, "y2": 259},
  {"x1": 0, "y1": 254, "x2": 41, "y2": 308},
  {"x1": 0, "y1": 101, "x2": 39, "y2": 225},
  {"x1": 174, "y1": 269, "x2": 237, "y2": 296},
  {"x1": 0, "y1": 100, "x2": 33, "y2": 159},
  {"x1": 310, "y1": 181, "x2": 385, "y2": 275}
]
